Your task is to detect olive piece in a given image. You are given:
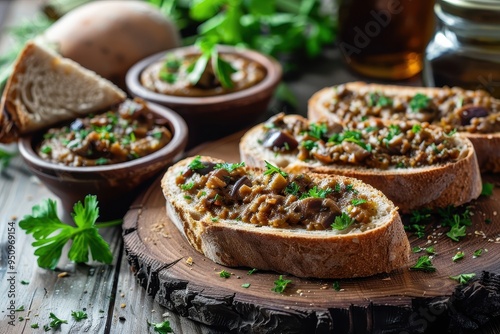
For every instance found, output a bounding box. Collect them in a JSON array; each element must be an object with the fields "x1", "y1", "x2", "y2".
[
  {"x1": 70, "y1": 119, "x2": 84, "y2": 131},
  {"x1": 290, "y1": 197, "x2": 341, "y2": 229},
  {"x1": 182, "y1": 161, "x2": 217, "y2": 177},
  {"x1": 229, "y1": 175, "x2": 252, "y2": 199},
  {"x1": 458, "y1": 105, "x2": 490, "y2": 125},
  {"x1": 262, "y1": 130, "x2": 298, "y2": 151}
]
